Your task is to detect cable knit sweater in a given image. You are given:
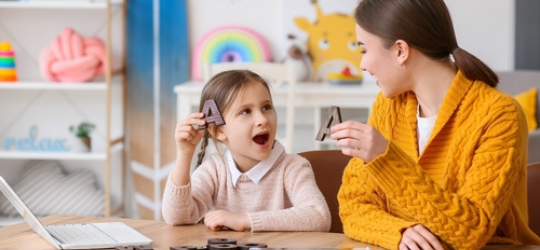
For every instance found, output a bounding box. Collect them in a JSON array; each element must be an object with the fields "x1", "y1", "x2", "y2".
[
  {"x1": 162, "y1": 150, "x2": 331, "y2": 232},
  {"x1": 338, "y1": 71, "x2": 540, "y2": 250}
]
